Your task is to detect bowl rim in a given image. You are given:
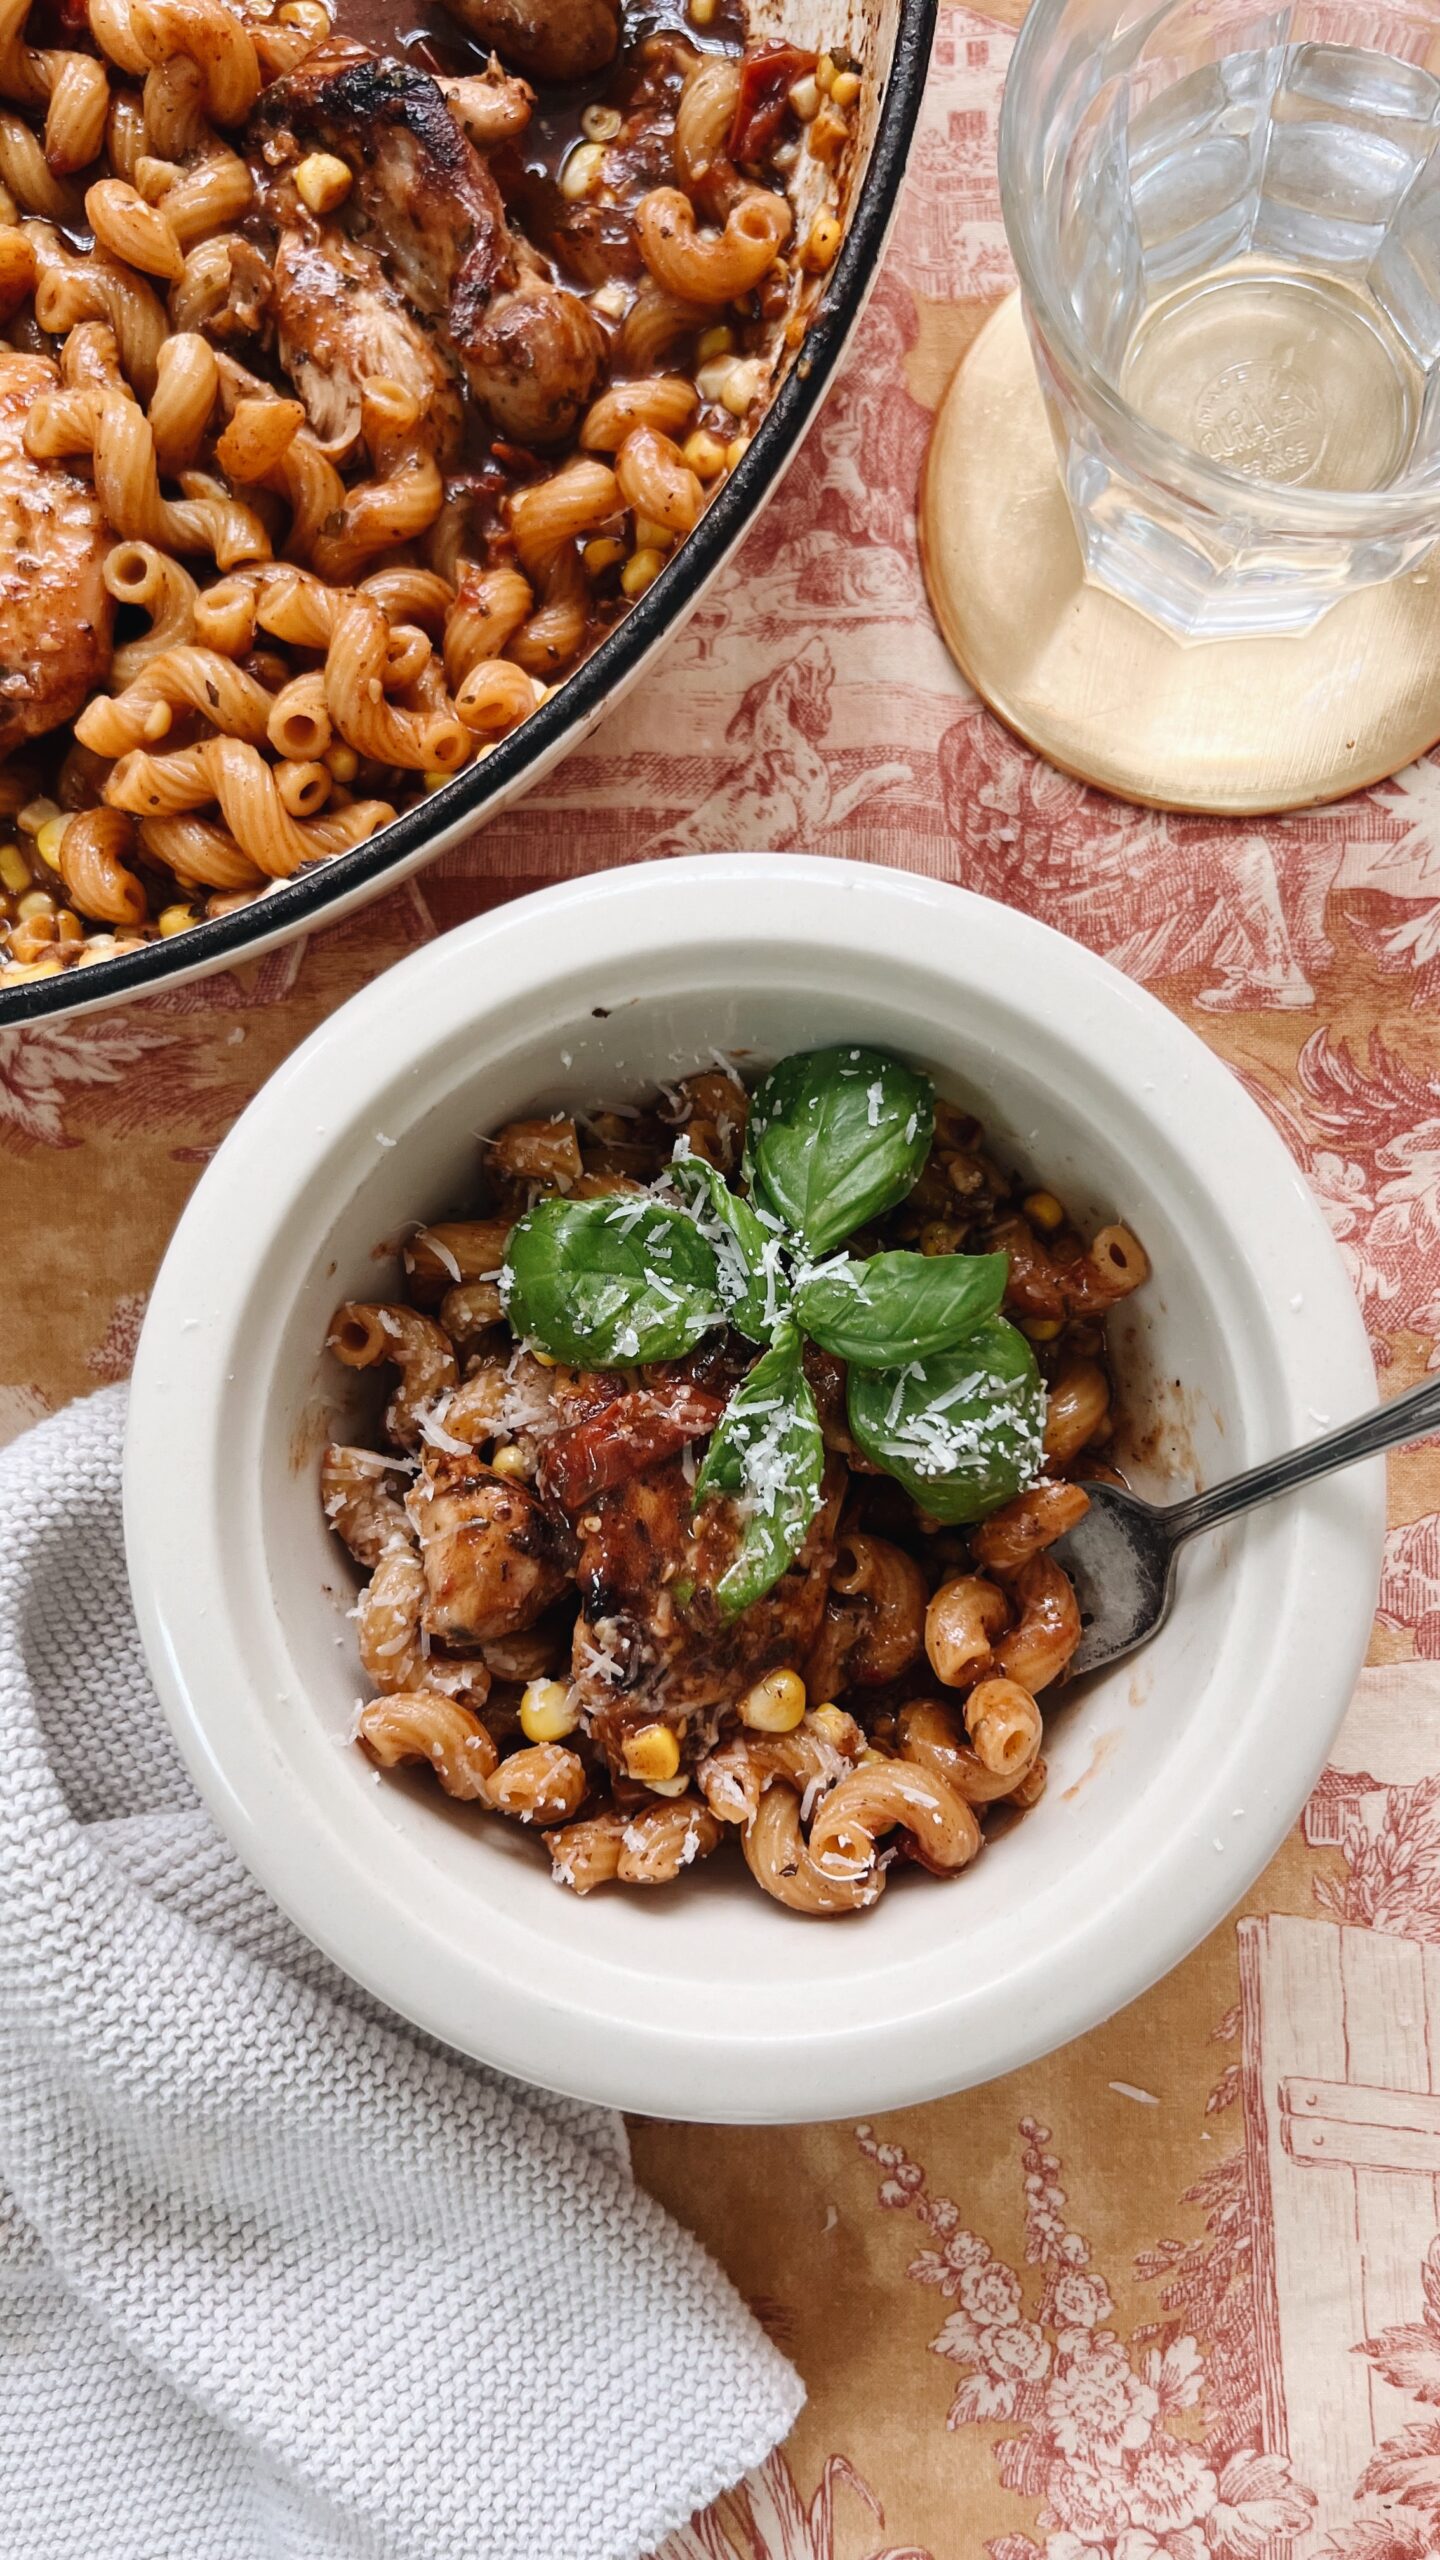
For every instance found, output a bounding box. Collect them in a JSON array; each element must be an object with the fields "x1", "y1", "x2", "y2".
[
  {"x1": 124, "y1": 853, "x2": 1384, "y2": 2122},
  {"x1": 0, "y1": 0, "x2": 937, "y2": 1032}
]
